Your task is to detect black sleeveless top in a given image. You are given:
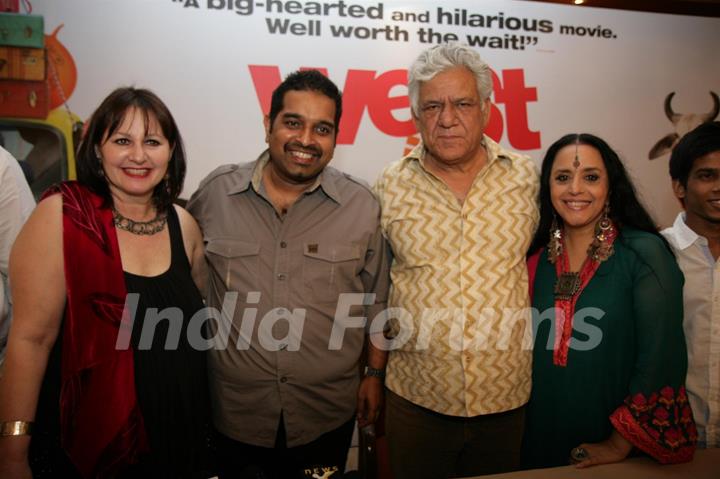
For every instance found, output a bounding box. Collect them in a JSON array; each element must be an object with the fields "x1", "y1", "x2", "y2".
[
  {"x1": 124, "y1": 206, "x2": 209, "y2": 477},
  {"x1": 31, "y1": 207, "x2": 210, "y2": 478}
]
